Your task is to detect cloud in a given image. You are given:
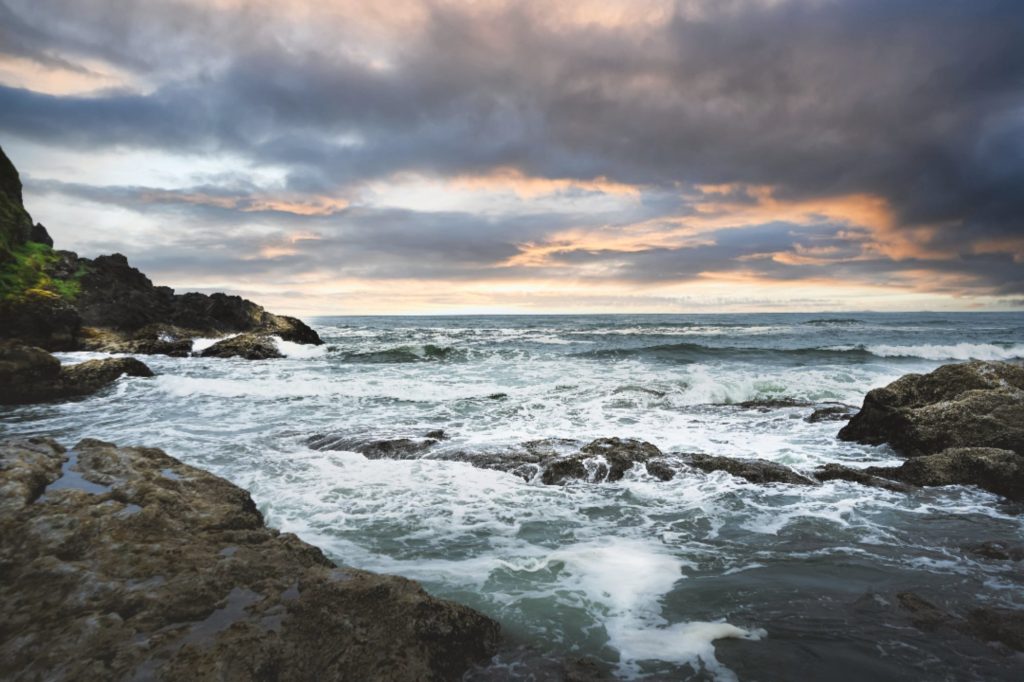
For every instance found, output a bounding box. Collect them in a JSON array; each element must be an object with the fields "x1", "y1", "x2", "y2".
[{"x1": 0, "y1": 0, "x2": 1022, "y2": 311}]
